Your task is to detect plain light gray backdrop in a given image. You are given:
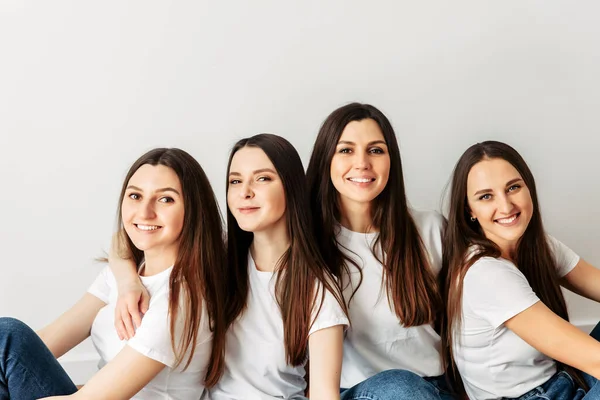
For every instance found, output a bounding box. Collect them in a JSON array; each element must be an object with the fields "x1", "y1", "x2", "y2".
[{"x1": 1, "y1": 1, "x2": 598, "y2": 382}]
